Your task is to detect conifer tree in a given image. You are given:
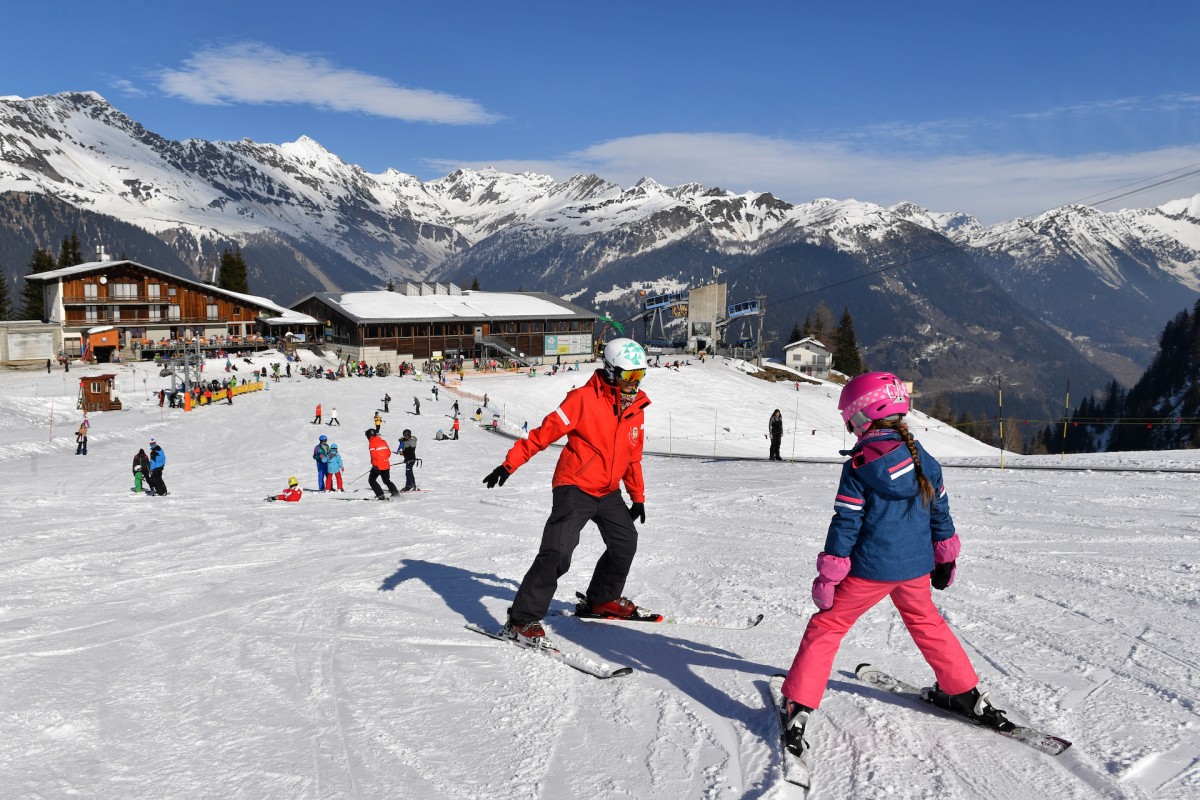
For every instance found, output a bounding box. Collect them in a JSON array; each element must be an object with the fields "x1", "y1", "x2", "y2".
[
  {"x1": 387, "y1": 278, "x2": 396, "y2": 292},
  {"x1": 471, "y1": 276, "x2": 481, "y2": 291},
  {"x1": 22, "y1": 248, "x2": 57, "y2": 320},
  {"x1": 0, "y1": 272, "x2": 12, "y2": 320},
  {"x1": 788, "y1": 321, "x2": 803, "y2": 345},
  {"x1": 57, "y1": 231, "x2": 84, "y2": 267},
  {"x1": 217, "y1": 246, "x2": 250, "y2": 294},
  {"x1": 832, "y1": 307, "x2": 864, "y2": 376}
]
